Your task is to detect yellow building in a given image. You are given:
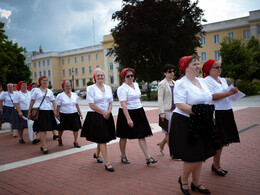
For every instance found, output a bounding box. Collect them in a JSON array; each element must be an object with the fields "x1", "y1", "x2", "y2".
[
  {"x1": 31, "y1": 34, "x2": 118, "y2": 91},
  {"x1": 197, "y1": 10, "x2": 260, "y2": 65}
]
